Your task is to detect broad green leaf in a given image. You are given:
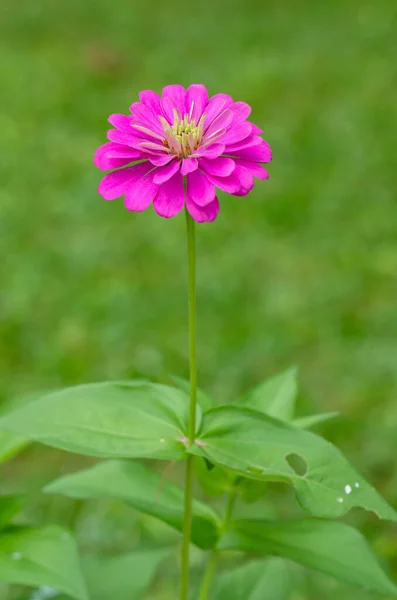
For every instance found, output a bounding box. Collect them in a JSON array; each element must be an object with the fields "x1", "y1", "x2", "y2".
[
  {"x1": 220, "y1": 519, "x2": 397, "y2": 596},
  {"x1": 239, "y1": 367, "x2": 298, "y2": 421},
  {"x1": 171, "y1": 375, "x2": 214, "y2": 412},
  {"x1": 293, "y1": 412, "x2": 338, "y2": 429},
  {"x1": 238, "y1": 479, "x2": 267, "y2": 504},
  {"x1": 195, "y1": 458, "x2": 267, "y2": 503},
  {"x1": 0, "y1": 496, "x2": 24, "y2": 531},
  {"x1": 0, "y1": 526, "x2": 88, "y2": 600},
  {"x1": 83, "y1": 548, "x2": 168, "y2": 600},
  {"x1": 45, "y1": 459, "x2": 220, "y2": 549},
  {"x1": 189, "y1": 407, "x2": 397, "y2": 521},
  {"x1": 195, "y1": 458, "x2": 234, "y2": 497},
  {"x1": 0, "y1": 382, "x2": 196, "y2": 461},
  {"x1": 211, "y1": 558, "x2": 293, "y2": 600},
  {"x1": 0, "y1": 431, "x2": 28, "y2": 464}
]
